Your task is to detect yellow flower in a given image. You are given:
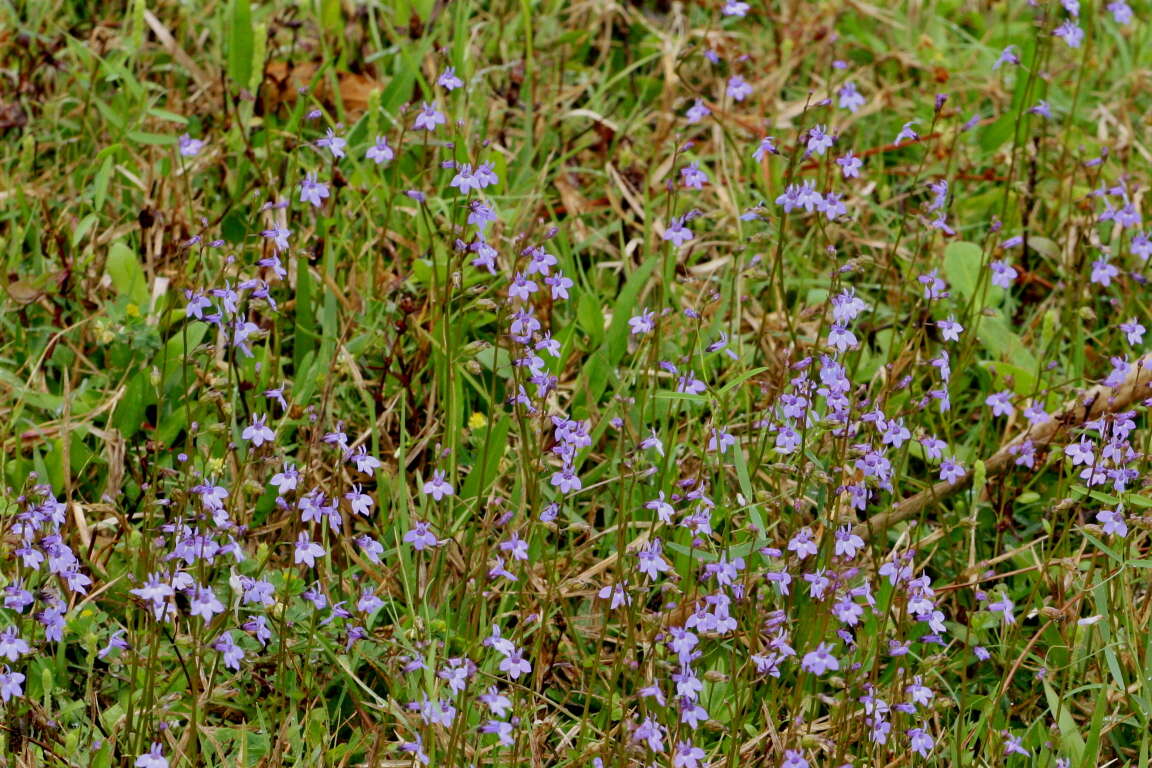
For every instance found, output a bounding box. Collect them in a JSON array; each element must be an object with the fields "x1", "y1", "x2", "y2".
[{"x1": 468, "y1": 412, "x2": 488, "y2": 430}]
